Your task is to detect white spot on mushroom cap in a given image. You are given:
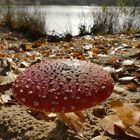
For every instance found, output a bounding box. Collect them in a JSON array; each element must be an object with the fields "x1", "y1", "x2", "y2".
[
  {"x1": 64, "y1": 89, "x2": 70, "y2": 93},
  {"x1": 33, "y1": 102, "x2": 39, "y2": 107},
  {"x1": 64, "y1": 97, "x2": 68, "y2": 100},
  {"x1": 101, "y1": 85, "x2": 106, "y2": 89},
  {"x1": 28, "y1": 91, "x2": 33, "y2": 94},
  {"x1": 36, "y1": 86, "x2": 41, "y2": 90},
  {"x1": 49, "y1": 88, "x2": 56, "y2": 93},
  {"x1": 85, "y1": 92, "x2": 92, "y2": 96},
  {"x1": 76, "y1": 96, "x2": 80, "y2": 100},
  {"x1": 78, "y1": 88, "x2": 81, "y2": 92},
  {"x1": 57, "y1": 92, "x2": 61, "y2": 95},
  {"x1": 69, "y1": 89, "x2": 73, "y2": 93},
  {"x1": 54, "y1": 96, "x2": 58, "y2": 99},
  {"x1": 21, "y1": 98, "x2": 26, "y2": 102},
  {"x1": 15, "y1": 84, "x2": 19, "y2": 88},
  {"x1": 62, "y1": 107, "x2": 66, "y2": 110},
  {"x1": 71, "y1": 106, "x2": 75, "y2": 110},
  {"x1": 20, "y1": 89, "x2": 23, "y2": 93},
  {"x1": 52, "y1": 101, "x2": 59, "y2": 105},
  {"x1": 42, "y1": 95, "x2": 46, "y2": 98},
  {"x1": 25, "y1": 85, "x2": 29, "y2": 88},
  {"x1": 42, "y1": 86, "x2": 45, "y2": 89}
]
